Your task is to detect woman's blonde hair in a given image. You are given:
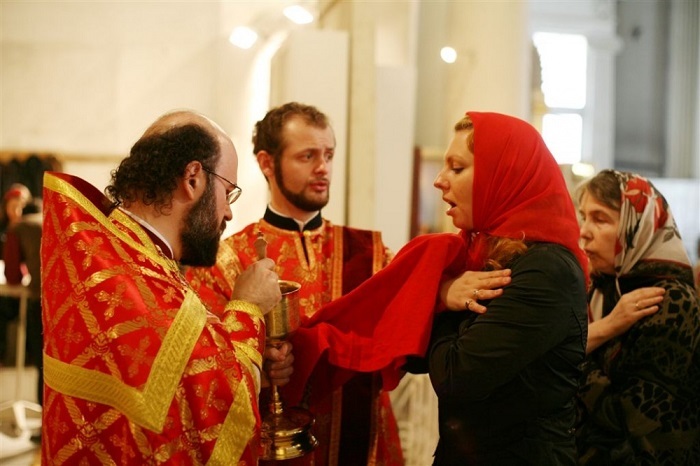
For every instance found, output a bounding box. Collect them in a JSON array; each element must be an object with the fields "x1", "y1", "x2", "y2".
[{"x1": 454, "y1": 115, "x2": 475, "y2": 154}]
